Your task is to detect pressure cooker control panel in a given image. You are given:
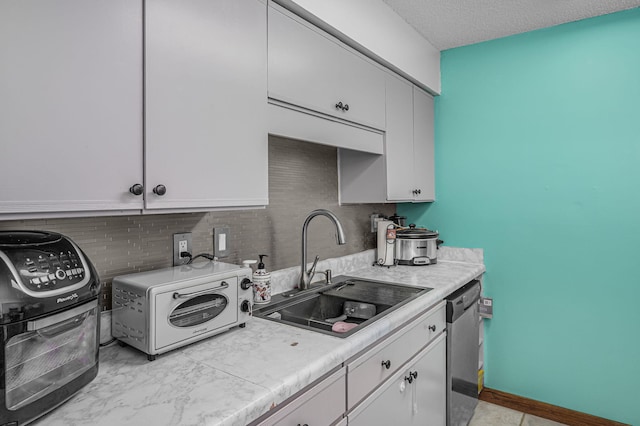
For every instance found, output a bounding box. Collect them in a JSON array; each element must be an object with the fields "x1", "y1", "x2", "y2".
[{"x1": 3, "y1": 244, "x2": 87, "y2": 293}]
